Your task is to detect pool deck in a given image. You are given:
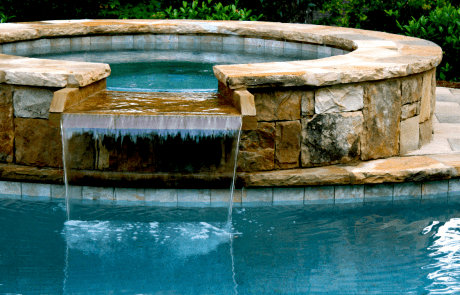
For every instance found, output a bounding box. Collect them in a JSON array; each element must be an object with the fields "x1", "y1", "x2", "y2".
[{"x1": 1, "y1": 86, "x2": 460, "y2": 206}]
